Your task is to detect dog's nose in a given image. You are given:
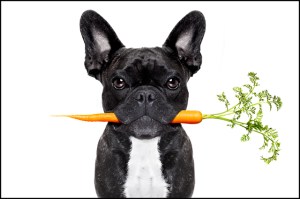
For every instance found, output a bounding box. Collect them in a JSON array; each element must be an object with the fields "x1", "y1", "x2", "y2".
[{"x1": 135, "y1": 90, "x2": 156, "y2": 105}]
